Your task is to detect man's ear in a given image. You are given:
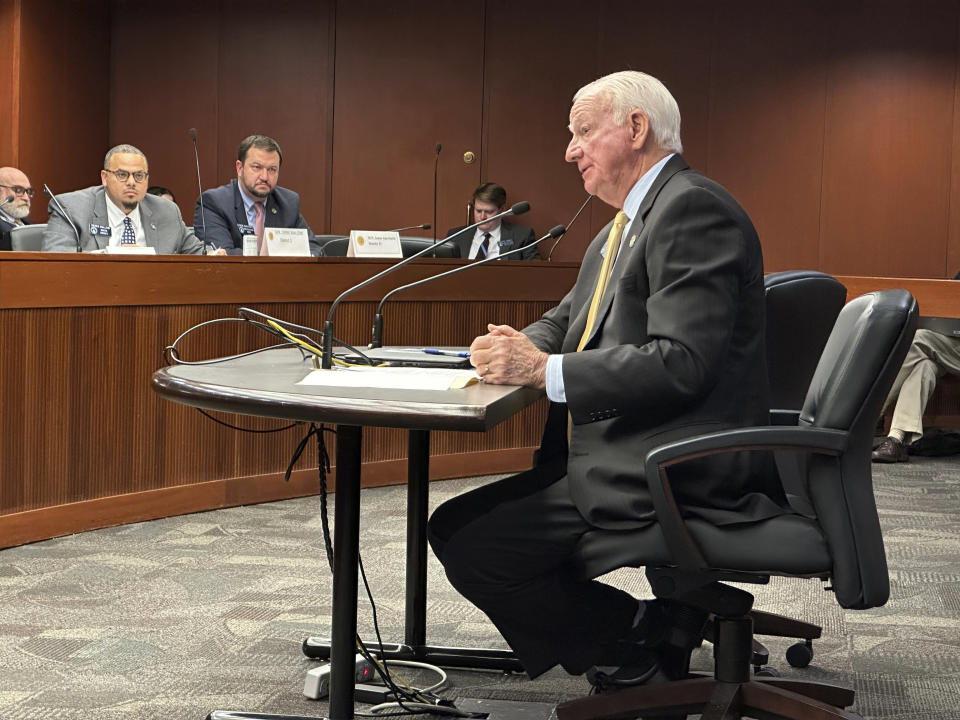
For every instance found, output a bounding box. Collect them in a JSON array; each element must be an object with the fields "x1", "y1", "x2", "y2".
[
  {"x1": 629, "y1": 109, "x2": 650, "y2": 150},
  {"x1": 235, "y1": 160, "x2": 243, "y2": 176}
]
